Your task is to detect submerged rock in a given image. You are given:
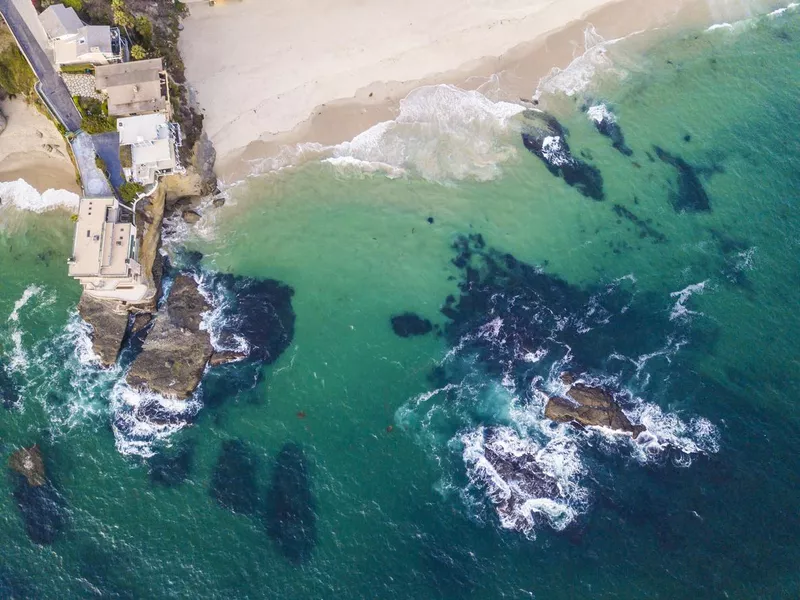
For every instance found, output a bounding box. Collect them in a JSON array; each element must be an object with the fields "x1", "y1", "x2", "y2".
[
  {"x1": 210, "y1": 440, "x2": 259, "y2": 515},
  {"x1": 462, "y1": 426, "x2": 566, "y2": 535},
  {"x1": 544, "y1": 372, "x2": 645, "y2": 436},
  {"x1": 266, "y1": 443, "x2": 316, "y2": 564},
  {"x1": 148, "y1": 440, "x2": 195, "y2": 486},
  {"x1": 8, "y1": 445, "x2": 66, "y2": 544},
  {"x1": 208, "y1": 350, "x2": 248, "y2": 367},
  {"x1": 520, "y1": 110, "x2": 604, "y2": 200},
  {"x1": 126, "y1": 275, "x2": 213, "y2": 399},
  {"x1": 587, "y1": 104, "x2": 633, "y2": 156},
  {"x1": 390, "y1": 312, "x2": 433, "y2": 337},
  {"x1": 653, "y1": 146, "x2": 711, "y2": 212},
  {"x1": 9, "y1": 445, "x2": 46, "y2": 487},
  {"x1": 77, "y1": 293, "x2": 129, "y2": 366}
]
